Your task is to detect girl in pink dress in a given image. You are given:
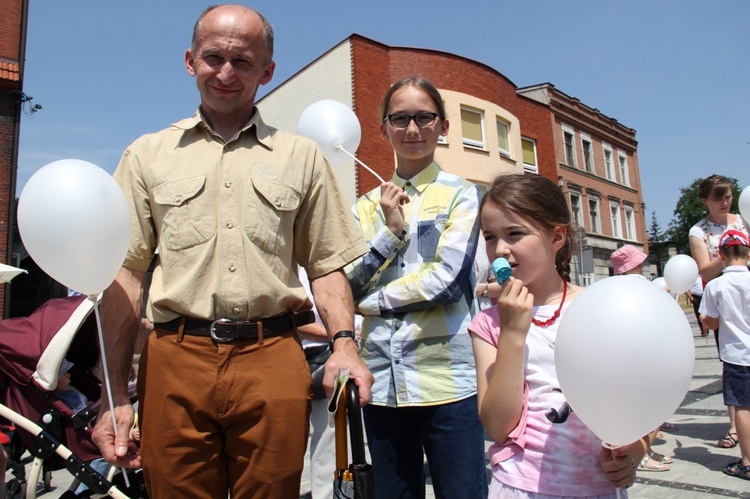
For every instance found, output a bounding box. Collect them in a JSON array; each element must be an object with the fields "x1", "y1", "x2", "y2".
[{"x1": 470, "y1": 174, "x2": 641, "y2": 498}]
